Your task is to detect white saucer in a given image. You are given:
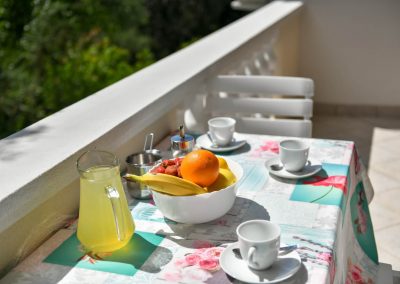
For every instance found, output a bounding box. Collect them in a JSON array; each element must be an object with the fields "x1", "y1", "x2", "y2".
[
  {"x1": 220, "y1": 243, "x2": 301, "y2": 283},
  {"x1": 265, "y1": 157, "x2": 322, "y2": 179},
  {"x1": 196, "y1": 133, "x2": 246, "y2": 152}
]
